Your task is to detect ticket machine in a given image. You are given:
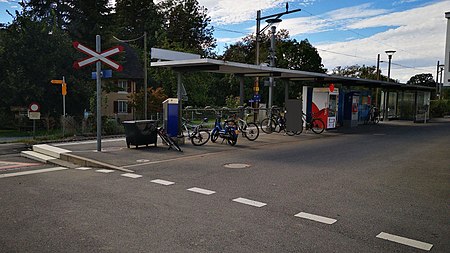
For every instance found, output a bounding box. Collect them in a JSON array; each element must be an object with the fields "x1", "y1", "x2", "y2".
[{"x1": 302, "y1": 87, "x2": 339, "y2": 129}]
